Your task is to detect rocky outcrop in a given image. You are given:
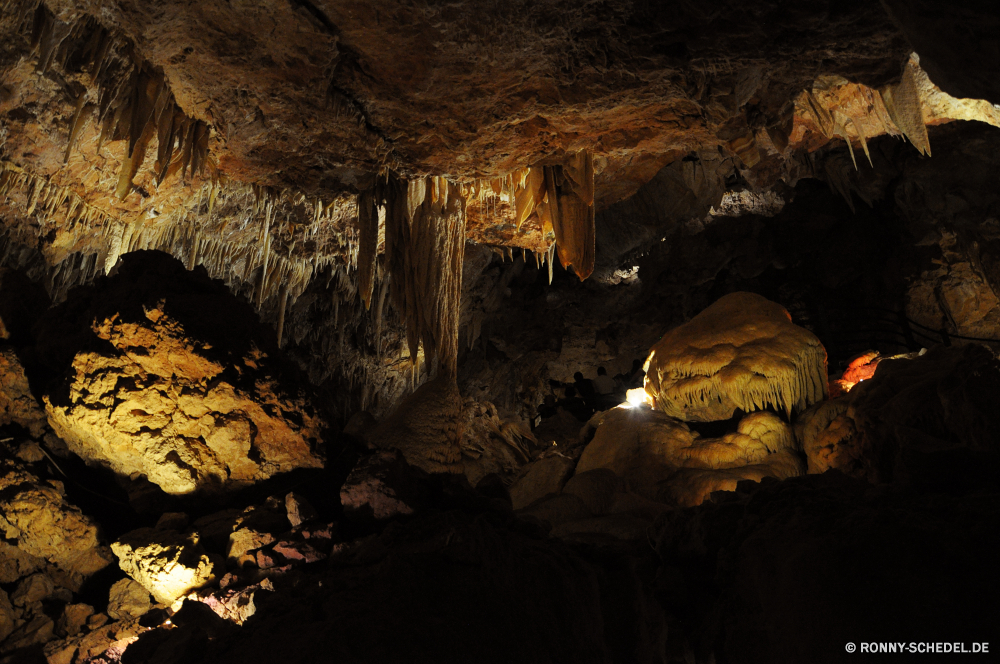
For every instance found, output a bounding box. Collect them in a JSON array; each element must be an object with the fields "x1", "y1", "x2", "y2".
[
  {"x1": 106, "y1": 578, "x2": 152, "y2": 621},
  {"x1": 339, "y1": 450, "x2": 423, "y2": 522},
  {"x1": 848, "y1": 343, "x2": 1000, "y2": 486},
  {"x1": 458, "y1": 397, "x2": 536, "y2": 486},
  {"x1": 794, "y1": 397, "x2": 860, "y2": 474},
  {"x1": 39, "y1": 253, "x2": 325, "y2": 495},
  {"x1": 111, "y1": 528, "x2": 215, "y2": 605},
  {"x1": 575, "y1": 407, "x2": 803, "y2": 507},
  {"x1": 0, "y1": 347, "x2": 46, "y2": 438},
  {"x1": 0, "y1": 459, "x2": 113, "y2": 591}
]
